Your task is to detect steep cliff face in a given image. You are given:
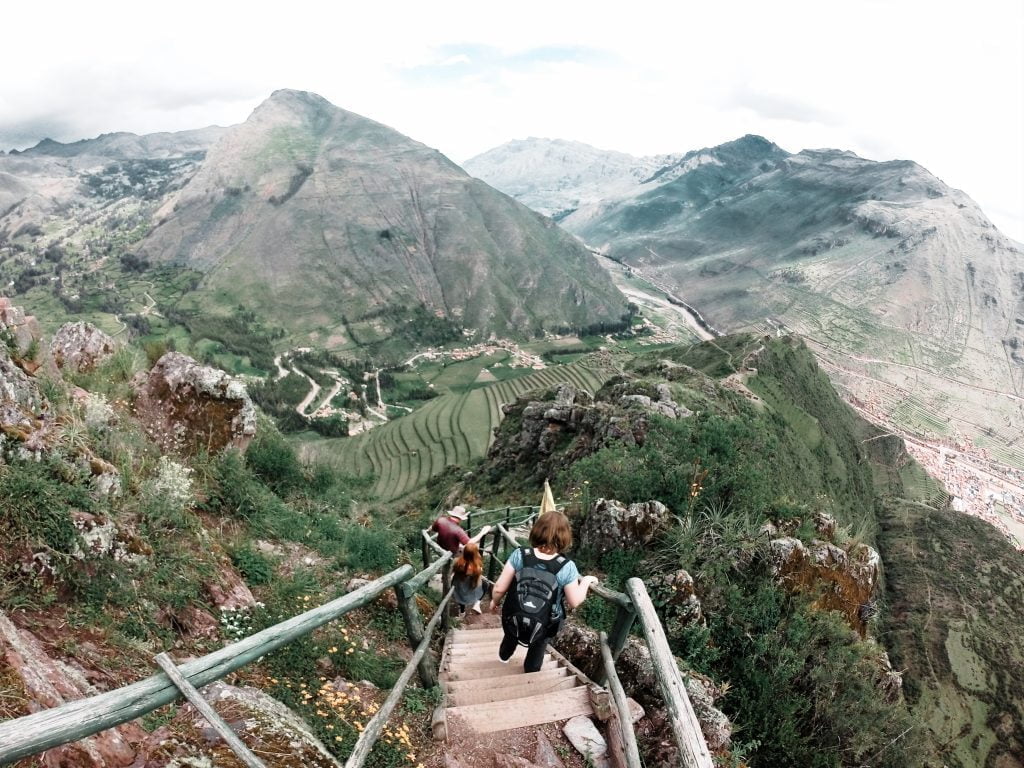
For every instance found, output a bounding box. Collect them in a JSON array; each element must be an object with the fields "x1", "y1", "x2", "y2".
[{"x1": 458, "y1": 333, "x2": 1021, "y2": 766}]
